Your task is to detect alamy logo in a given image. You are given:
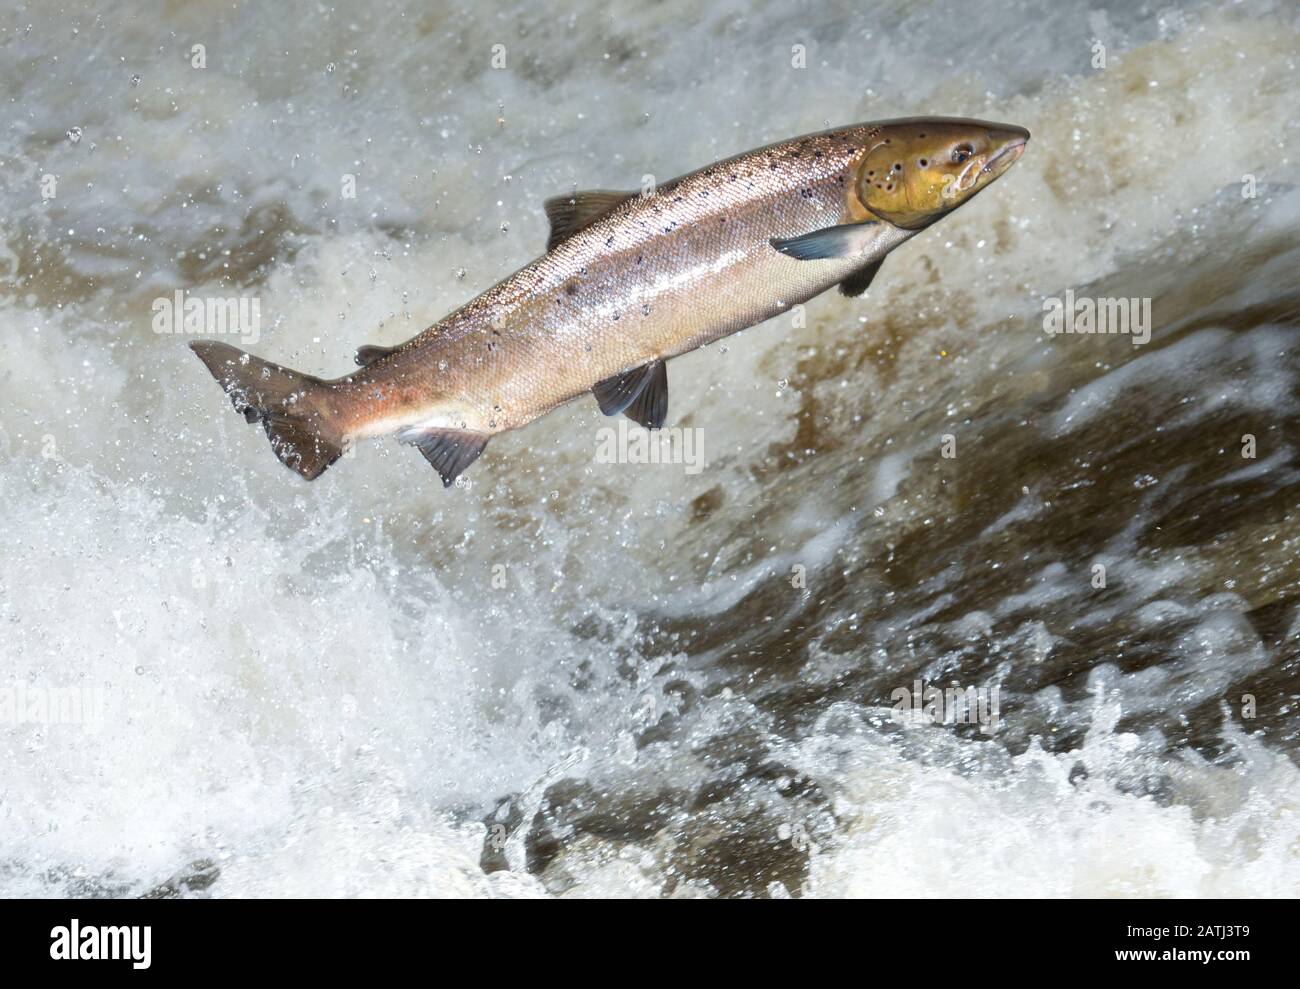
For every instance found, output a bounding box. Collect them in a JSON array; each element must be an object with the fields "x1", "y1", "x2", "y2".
[
  {"x1": 152, "y1": 290, "x2": 261, "y2": 344},
  {"x1": 595, "y1": 418, "x2": 705, "y2": 475},
  {"x1": 0, "y1": 684, "x2": 106, "y2": 729},
  {"x1": 1042, "y1": 289, "x2": 1151, "y2": 346},
  {"x1": 890, "y1": 680, "x2": 1001, "y2": 735},
  {"x1": 50, "y1": 920, "x2": 151, "y2": 969}
]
